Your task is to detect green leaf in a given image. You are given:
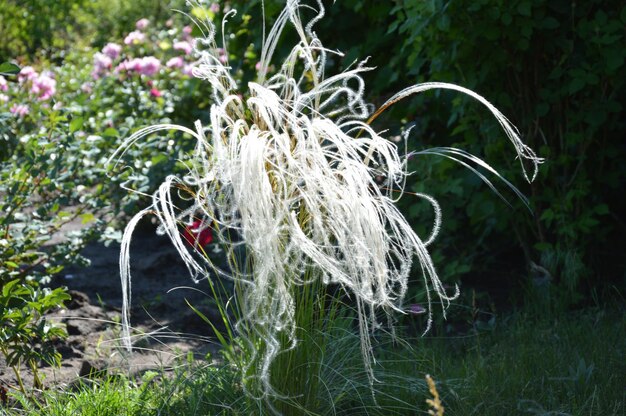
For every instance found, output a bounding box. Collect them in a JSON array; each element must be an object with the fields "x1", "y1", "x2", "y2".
[
  {"x1": 605, "y1": 50, "x2": 624, "y2": 73},
  {"x1": 568, "y1": 77, "x2": 586, "y2": 95},
  {"x1": 185, "y1": 299, "x2": 230, "y2": 349},
  {"x1": 69, "y1": 117, "x2": 84, "y2": 134},
  {"x1": 103, "y1": 127, "x2": 119, "y2": 137},
  {"x1": 533, "y1": 242, "x2": 552, "y2": 252},
  {"x1": 536, "y1": 102, "x2": 550, "y2": 117},
  {"x1": 2, "y1": 279, "x2": 20, "y2": 297},
  {"x1": 0, "y1": 62, "x2": 20, "y2": 75},
  {"x1": 594, "y1": 204, "x2": 609, "y2": 215},
  {"x1": 517, "y1": 2, "x2": 532, "y2": 17},
  {"x1": 501, "y1": 12, "x2": 512, "y2": 25},
  {"x1": 540, "y1": 208, "x2": 554, "y2": 223},
  {"x1": 541, "y1": 17, "x2": 560, "y2": 29},
  {"x1": 80, "y1": 212, "x2": 95, "y2": 224}
]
